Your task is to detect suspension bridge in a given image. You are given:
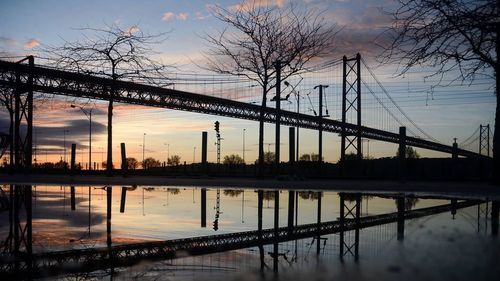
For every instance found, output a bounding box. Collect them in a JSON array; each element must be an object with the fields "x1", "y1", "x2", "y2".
[{"x1": 0, "y1": 54, "x2": 491, "y2": 170}]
